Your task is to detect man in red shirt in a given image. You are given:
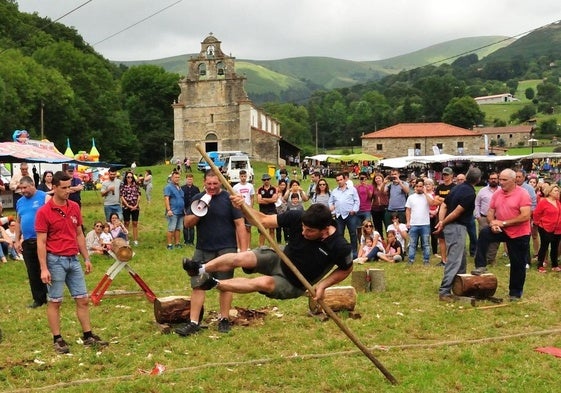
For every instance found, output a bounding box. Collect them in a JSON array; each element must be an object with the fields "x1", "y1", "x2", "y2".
[
  {"x1": 36, "y1": 171, "x2": 108, "y2": 354},
  {"x1": 473, "y1": 168, "x2": 531, "y2": 301}
]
